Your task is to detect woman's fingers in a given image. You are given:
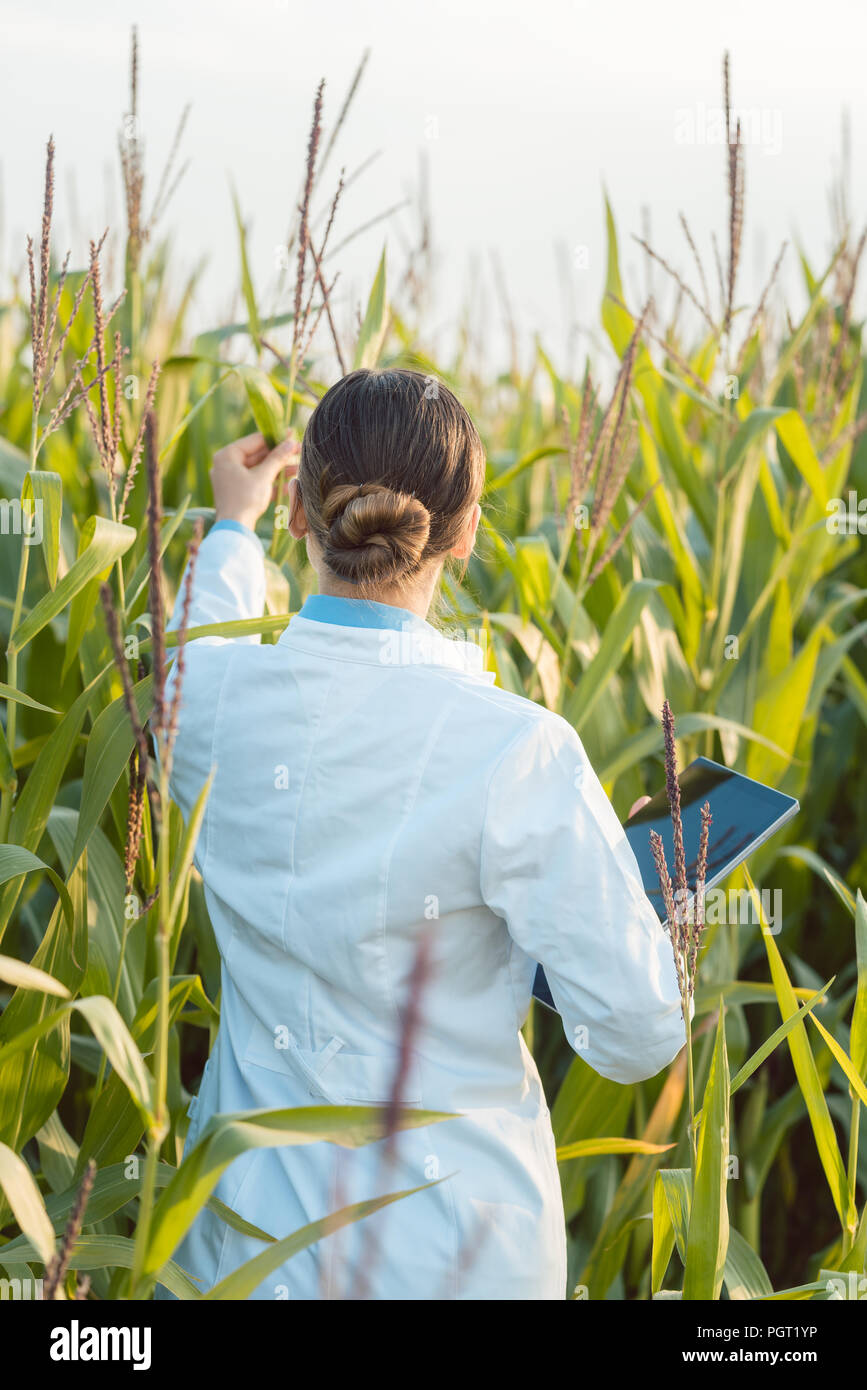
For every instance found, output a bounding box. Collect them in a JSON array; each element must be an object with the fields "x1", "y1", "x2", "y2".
[
  {"x1": 235, "y1": 433, "x2": 271, "y2": 463},
  {"x1": 257, "y1": 436, "x2": 301, "y2": 481},
  {"x1": 214, "y1": 432, "x2": 299, "y2": 475},
  {"x1": 211, "y1": 433, "x2": 269, "y2": 475},
  {"x1": 210, "y1": 433, "x2": 300, "y2": 530},
  {"x1": 627, "y1": 795, "x2": 652, "y2": 819}
]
